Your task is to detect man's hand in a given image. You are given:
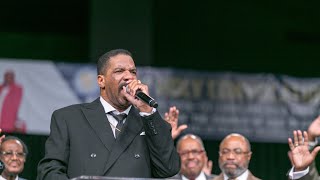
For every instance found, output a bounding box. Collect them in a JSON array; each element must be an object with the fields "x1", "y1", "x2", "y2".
[
  {"x1": 308, "y1": 115, "x2": 320, "y2": 141},
  {"x1": 288, "y1": 130, "x2": 320, "y2": 171},
  {"x1": 164, "y1": 106, "x2": 188, "y2": 140},
  {"x1": 0, "y1": 129, "x2": 5, "y2": 145},
  {"x1": 202, "y1": 154, "x2": 213, "y2": 176}
]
